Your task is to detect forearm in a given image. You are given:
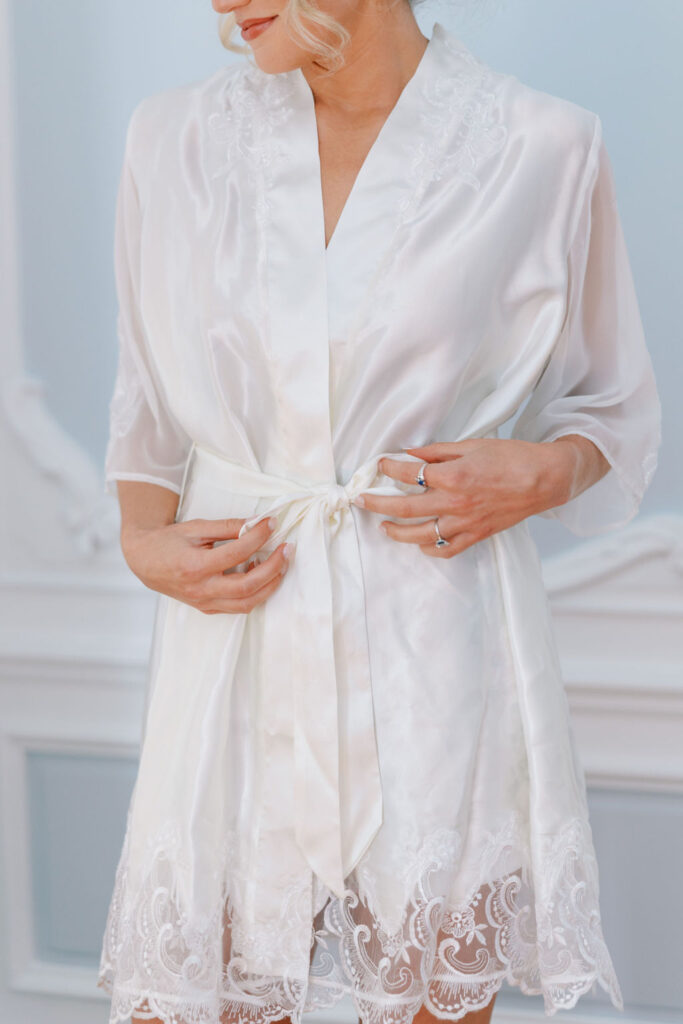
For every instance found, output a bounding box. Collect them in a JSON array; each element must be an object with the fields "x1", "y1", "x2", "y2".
[
  {"x1": 541, "y1": 434, "x2": 611, "y2": 510},
  {"x1": 115, "y1": 479, "x2": 180, "y2": 551}
]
